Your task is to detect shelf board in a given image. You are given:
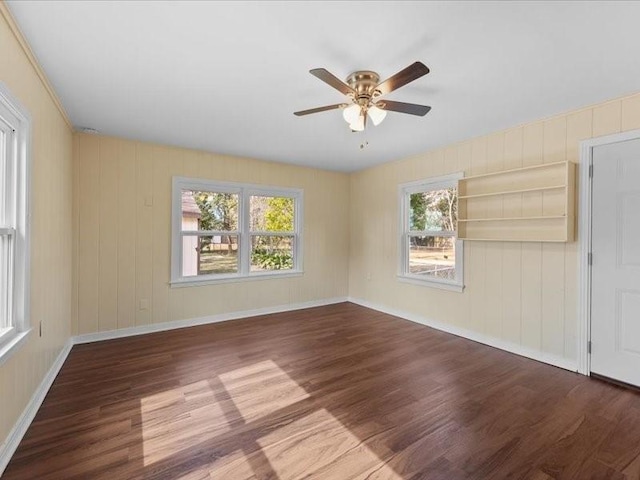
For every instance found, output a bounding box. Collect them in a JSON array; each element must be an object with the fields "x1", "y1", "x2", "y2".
[
  {"x1": 458, "y1": 215, "x2": 566, "y2": 223},
  {"x1": 459, "y1": 160, "x2": 568, "y2": 182},
  {"x1": 458, "y1": 184, "x2": 566, "y2": 199},
  {"x1": 457, "y1": 237, "x2": 568, "y2": 243}
]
